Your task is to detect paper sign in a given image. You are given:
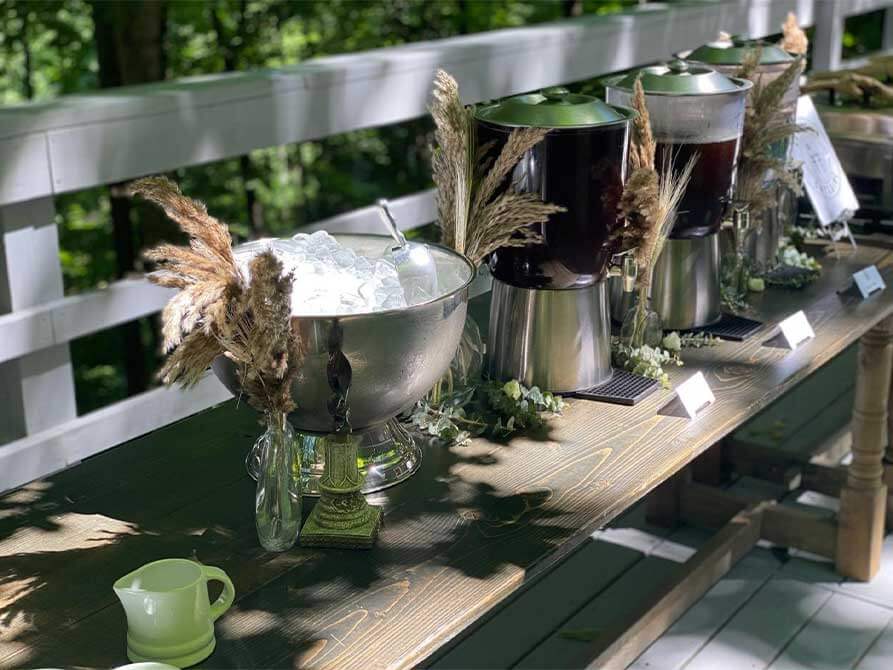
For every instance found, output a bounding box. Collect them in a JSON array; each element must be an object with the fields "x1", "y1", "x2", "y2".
[
  {"x1": 853, "y1": 265, "x2": 886, "y2": 299},
  {"x1": 791, "y1": 96, "x2": 860, "y2": 227},
  {"x1": 778, "y1": 310, "x2": 815, "y2": 349},
  {"x1": 676, "y1": 372, "x2": 715, "y2": 419}
]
